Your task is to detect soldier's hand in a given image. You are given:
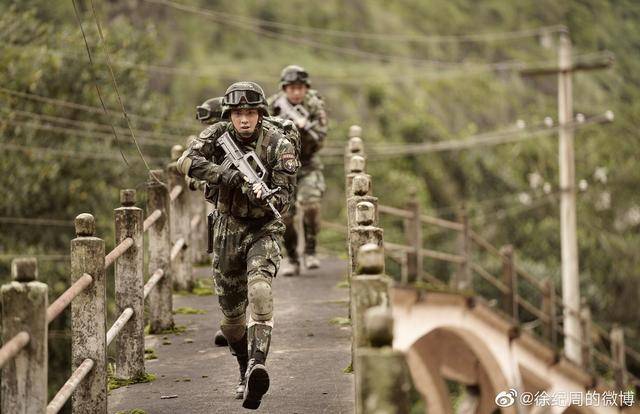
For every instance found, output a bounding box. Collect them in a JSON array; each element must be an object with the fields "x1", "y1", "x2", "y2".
[
  {"x1": 252, "y1": 183, "x2": 263, "y2": 199},
  {"x1": 295, "y1": 118, "x2": 307, "y2": 130}
]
